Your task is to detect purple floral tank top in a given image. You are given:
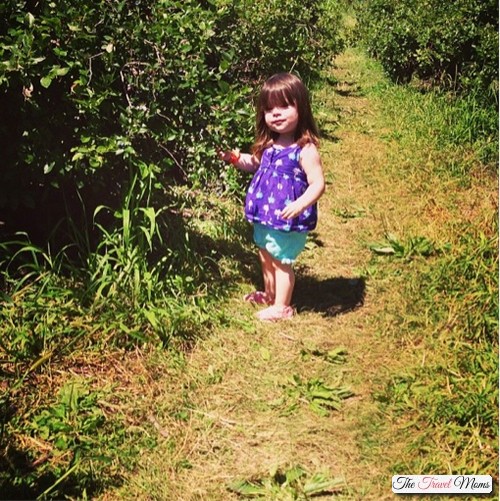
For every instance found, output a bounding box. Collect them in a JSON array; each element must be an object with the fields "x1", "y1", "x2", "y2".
[{"x1": 244, "y1": 144, "x2": 317, "y2": 232}]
